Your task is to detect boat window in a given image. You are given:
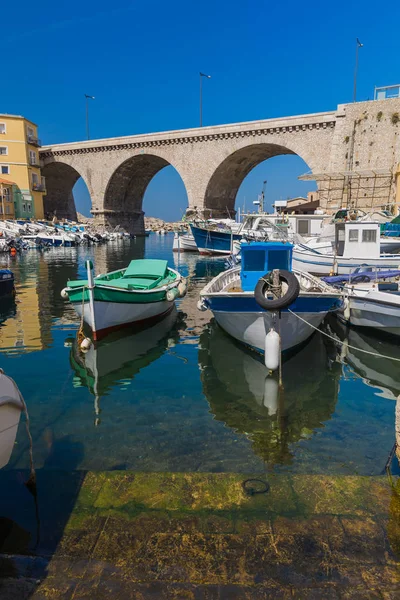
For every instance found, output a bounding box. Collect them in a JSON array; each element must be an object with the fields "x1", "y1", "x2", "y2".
[
  {"x1": 243, "y1": 250, "x2": 265, "y2": 272},
  {"x1": 297, "y1": 220, "x2": 310, "y2": 235},
  {"x1": 362, "y1": 229, "x2": 377, "y2": 243},
  {"x1": 267, "y1": 250, "x2": 290, "y2": 271},
  {"x1": 348, "y1": 230, "x2": 359, "y2": 242}
]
